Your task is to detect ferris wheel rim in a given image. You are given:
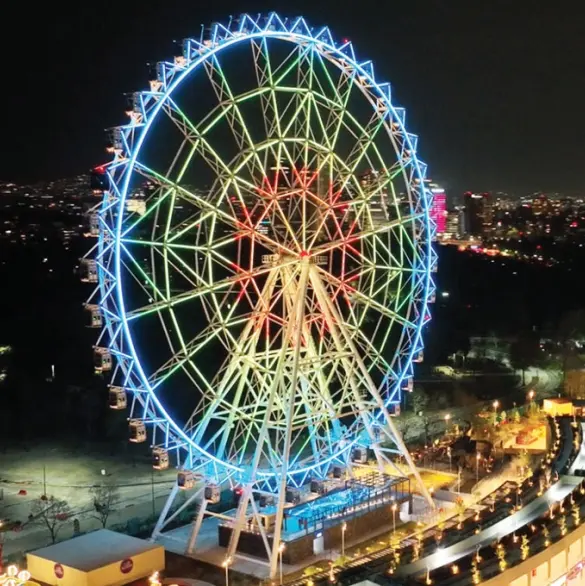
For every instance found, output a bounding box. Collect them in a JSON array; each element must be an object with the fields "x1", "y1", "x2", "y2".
[{"x1": 98, "y1": 12, "x2": 436, "y2": 480}]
